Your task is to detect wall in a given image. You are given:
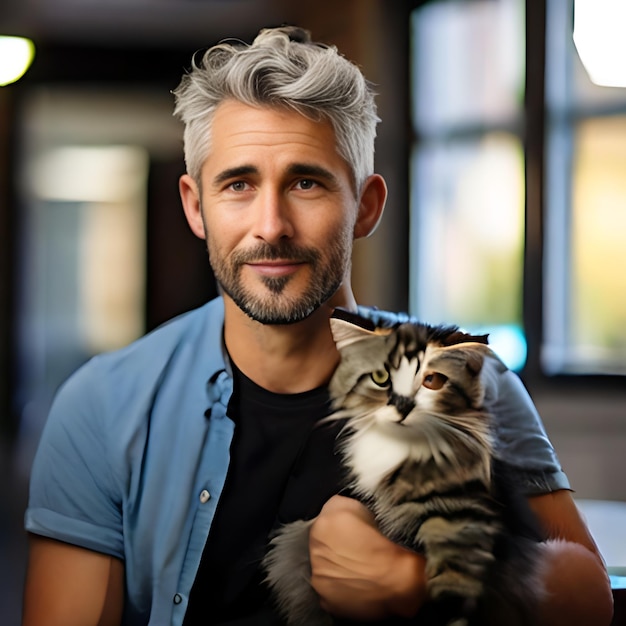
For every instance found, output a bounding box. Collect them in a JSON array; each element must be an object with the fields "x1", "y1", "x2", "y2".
[{"x1": 533, "y1": 387, "x2": 626, "y2": 501}]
